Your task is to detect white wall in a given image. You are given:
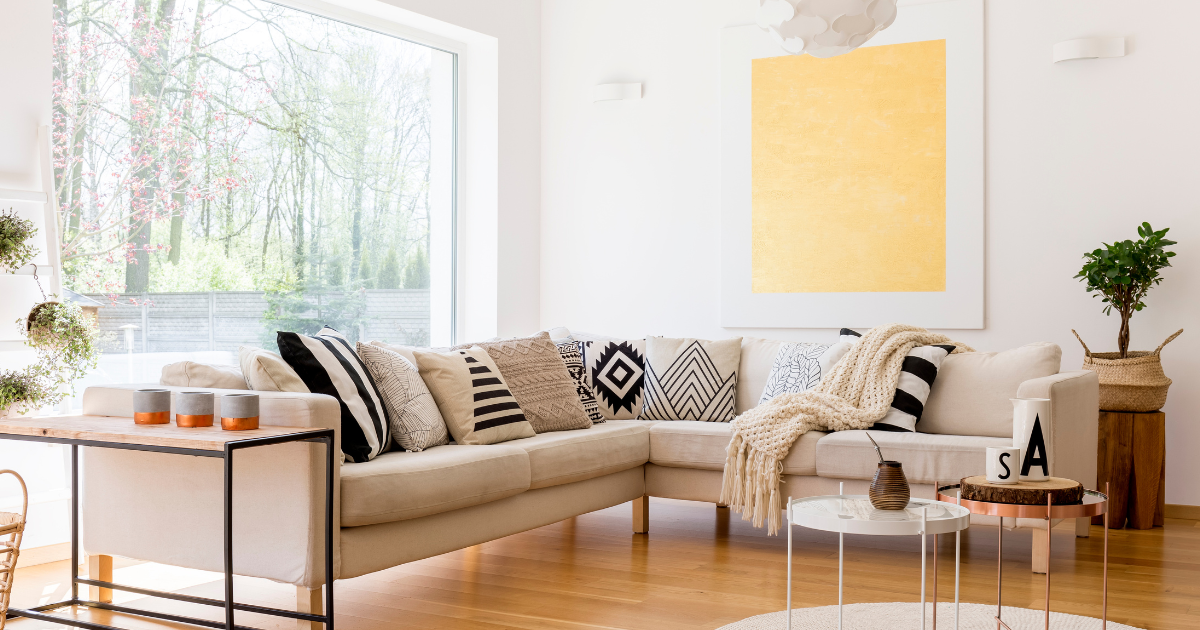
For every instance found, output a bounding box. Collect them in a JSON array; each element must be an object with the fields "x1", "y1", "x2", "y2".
[{"x1": 540, "y1": 0, "x2": 1200, "y2": 505}]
